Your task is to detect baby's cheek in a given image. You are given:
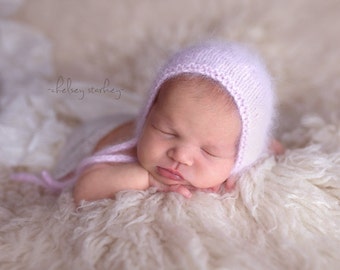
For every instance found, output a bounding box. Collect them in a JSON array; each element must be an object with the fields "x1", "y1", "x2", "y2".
[
  {"x1": 212, "y1": 160, "x2": 234, "y2": 181},
  {"x1": 137, "y1": 137, "x2": 160, "y2": 168},
  {"x1": 147, "y1": 140, "x2": 165, "y2": 163},
  {"x1": 136, "y1": 139, "x2": 149, "y2": 166},
  {"x1": 223, "y1": 160, "x2": 235, "y2": 178}
]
